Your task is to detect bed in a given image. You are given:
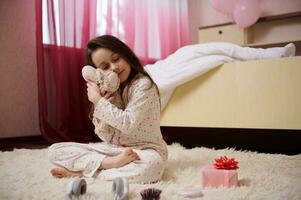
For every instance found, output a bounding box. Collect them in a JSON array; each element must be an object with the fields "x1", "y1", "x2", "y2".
[{"x1": 160, "y1": 56, "x2": 301, "y2": 130}]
